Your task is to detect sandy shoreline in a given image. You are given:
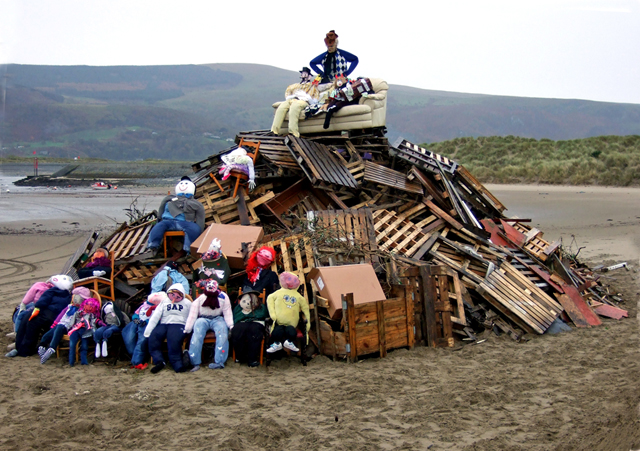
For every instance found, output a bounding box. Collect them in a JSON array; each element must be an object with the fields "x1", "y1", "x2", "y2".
[{"x1": 0, "y1": 183, "x2": 638, "y2": 450}]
